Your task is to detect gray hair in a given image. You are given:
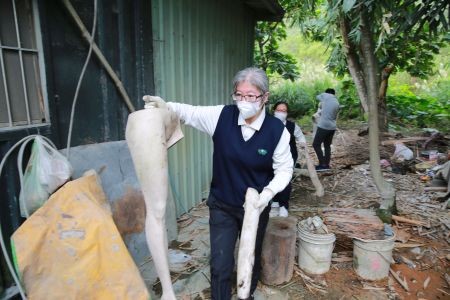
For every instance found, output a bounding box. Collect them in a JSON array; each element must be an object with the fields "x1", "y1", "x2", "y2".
[{"x1": 232, "y1": 67, "x2": 269, "y2": 94}]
